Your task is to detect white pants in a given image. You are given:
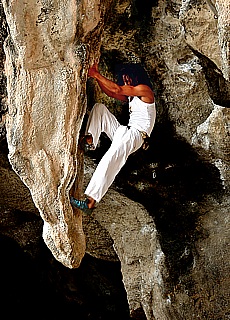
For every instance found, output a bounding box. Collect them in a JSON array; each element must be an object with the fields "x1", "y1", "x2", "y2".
[{"x1": 84, "y1": 103, "x2": 144, "y2": 202}]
